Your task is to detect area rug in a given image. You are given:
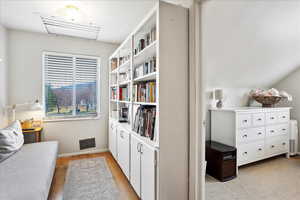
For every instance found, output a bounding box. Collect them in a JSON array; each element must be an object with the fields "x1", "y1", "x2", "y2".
[{"x1": 63, "y1": 157, "x2": 120, "y2": 200}]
